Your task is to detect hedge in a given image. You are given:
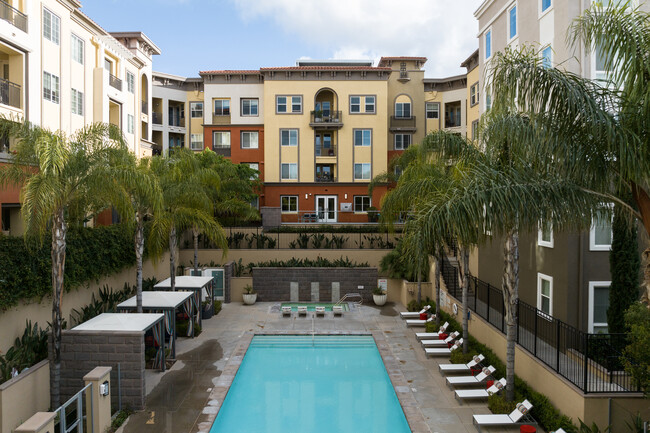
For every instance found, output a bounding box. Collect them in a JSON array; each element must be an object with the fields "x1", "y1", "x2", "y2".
[
  {"x1": 264, "y1": 225, "x2": 403, "y2": 234},
  {"x1": 0, "y1": 224, "x2": 138, "y2": 310},
  {"x1": 249, "y1": 257, "x2": 370, "y2": 269}
]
